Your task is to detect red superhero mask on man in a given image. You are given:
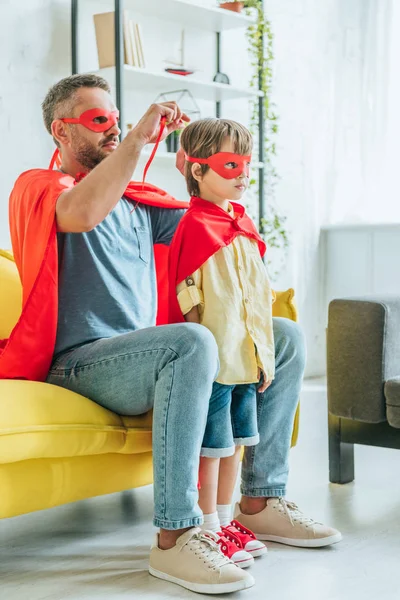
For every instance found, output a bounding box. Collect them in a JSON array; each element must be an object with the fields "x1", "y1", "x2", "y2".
[{"x1": 61, "y1": 108, "x2": 120, "y2": 132}]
